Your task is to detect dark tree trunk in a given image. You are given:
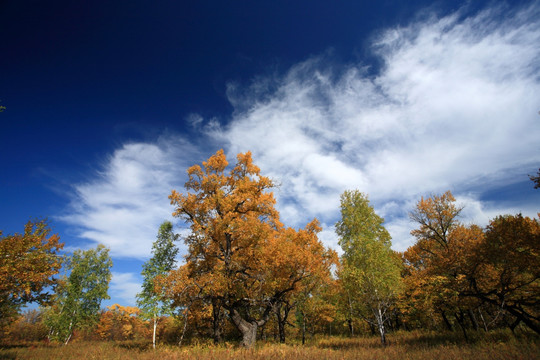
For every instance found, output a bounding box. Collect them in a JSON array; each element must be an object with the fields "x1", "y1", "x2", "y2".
[
  {"x1": 462, "y1": 287, "x2": 540, "y2": 335},
  {"x1": 347, "y1": 319, "x2": 354, "y2": 337},
  {"x1": 259, "y1": 324, "x2": 267, "y2": 341},
  {"x1": 301, "y1": 311, "x2": 306, "y2": 345},
  {"x1": 440, "y1": 311, "x2": 453, "y2": 331},
  {"x1": 368, "y1": 320, "x2": 377, "y2": 336},
  {"x1": 454, "y1": 312, "x2": 468, "y2": 341},
  {"x1": 275, "y1": 301, "x2": 292, "y2": 344},
  {"x1": 468, "y1": 309, "x2": 479, "y2": 331},
  {"x1": 212, "y1": 299, "x2": 223, "y2": 345},
  {"x1": 394, "y1": 311, "x2": 401, "y2": 331},
  {"x1": 503, "y1": 306, "x2": 540, "y2": 335},
  {"x1": 277, "y1": 314, "x2": 286, "y2": 343},
  {"x1": 507, "y1": 317, "x2": 521, "y2": 334}
]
